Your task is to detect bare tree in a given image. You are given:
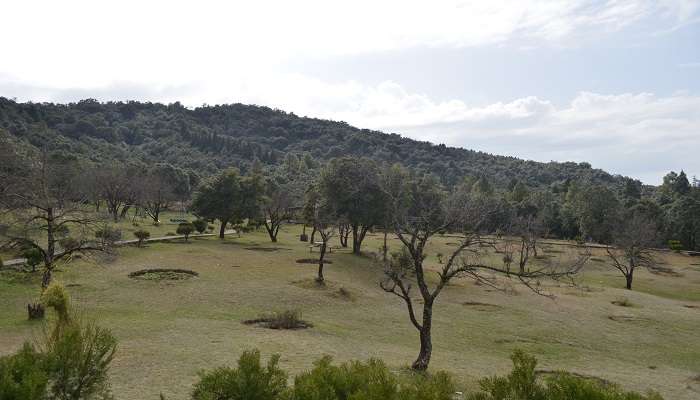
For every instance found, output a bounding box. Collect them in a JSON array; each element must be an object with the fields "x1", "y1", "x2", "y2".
[
  {"x1": 380, "y1": 171, "x2": 589, "y2": 371},
  {"x1": 1, "y1": 153, "x2": 109, "y2": 292},
  {"x1": 261, "y1": 180, "x2": 298, "y2": 242},
  {"x1": 313, "y1": 221, "x2": 336, "y2": 284},
  {"x1": 605, "y1": 215, "x2": 658, "y2": 290}
]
